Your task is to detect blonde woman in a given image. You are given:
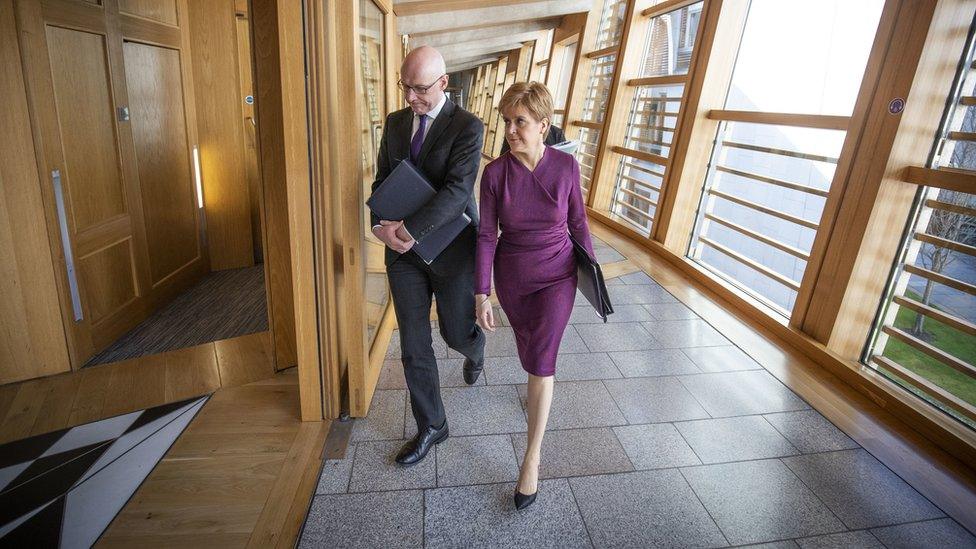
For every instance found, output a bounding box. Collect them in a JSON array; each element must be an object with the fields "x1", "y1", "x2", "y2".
[{"x1": 474, "y1": 82, "x2": 595, "y2": 510}]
